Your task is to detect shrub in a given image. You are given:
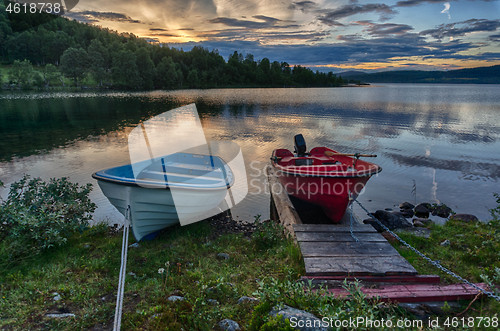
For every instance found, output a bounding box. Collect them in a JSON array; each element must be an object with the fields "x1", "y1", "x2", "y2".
[
  {"x1": 0, "y1": 175, "x2": 96, "y2": 261},
  {"x1": 252, "y1": 219, "x2": 286, "y2": 250}
]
